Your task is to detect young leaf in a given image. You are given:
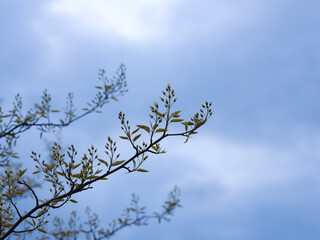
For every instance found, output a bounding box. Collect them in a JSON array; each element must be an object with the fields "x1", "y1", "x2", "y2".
[
  {"x1": 182, "y1": 122, "x2": 188, "y2": 131},
  {"x1": 38, "y1": 228, "x2": 47, "y2": 233},
  {"x1": 1, "y1": 114, "x2": 12, "y2": 118},
  {"x1": 151, "y1": 145, "x2": 158, "y2": 151},
  {"x1": 132, "y1": 128, "x2": 140, "y2": 134},
  {"x1": 189, "y1": 132, "x2": 198, "y2": 135},
  {"x1": 72, "y1": 163, "x2": 81, "y2": 169},
  {"x1": 133, "y1": 134, "x2": 141, "y2": 142},
  {"x1": 136, "y1": 125, "x2": 150, "y2": 133},
  {"x1": 170, "y1": 119, "x2": 183, "y2": 122},
  {"x1": 3, "y1": 224, "x2": 13, "y2": 228},
  {"x1": 19, "y1": 168, "x2": 27, "y2": 178},
  {"x1": 98, "y1": 158, "x2": 109, "y2": 166},
  {"x1": 155, "y1": 111, "x2": 164, "y2": 117},
  {"x1": 71, "y1": 173, "x2": 82, "y2": 178},
  {"x1": 112, "y1": 160, "x2": 125, "y2": 166},
  {"x1": 14, "y1": 190, "x2": 25, "y2": 195},
  {"x1": 156, "y1": 128, "x2": 167, "y2": 133},
  {"x1": 137, "y1": 168, "x2": 149, "y2": 172}
]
